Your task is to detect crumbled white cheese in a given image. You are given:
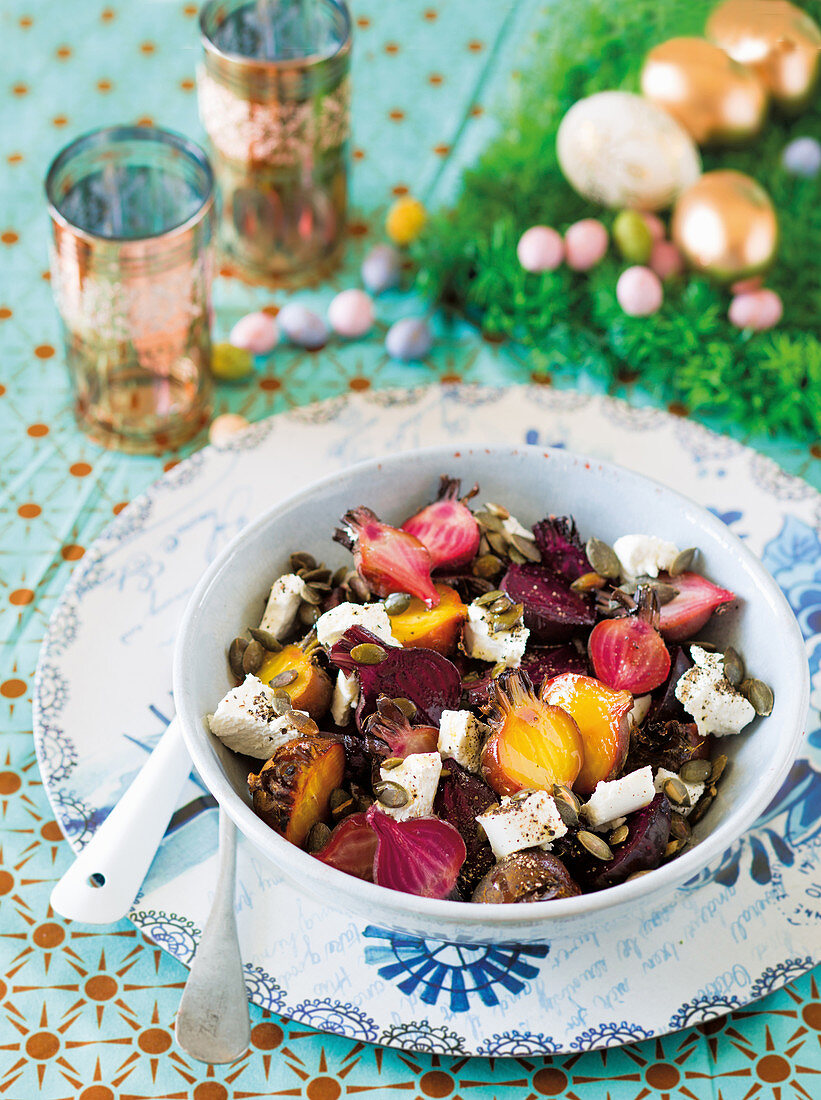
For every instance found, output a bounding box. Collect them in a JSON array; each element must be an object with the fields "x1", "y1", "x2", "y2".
[
  {"x1": 628, "y1": 694, "x2": 652, "y2": 730},
  {"x1": 581, "y1": 766, "x2": 656, "y2": 828},
  {"x1": 613, "y1": 534, "x2": 680, "y2": 579},
  {"x1": 208, "y1": 674, "x2": 307, "y2": 758},
  {"x1": 675, "y1": 645, "x2": 755, "y2": 737},
  {"x1": 378, "y1": 752, "x2": 442, "y2": 821},
  {"x1": 462, "y1": 600, "x2": 529, "y2": 667},
  {"x1": 315, "y1": 601, "x2": 399, "y2": 649},
  {"x1": 438, "y1": 710, "x2": 484, "y2": 772},
  {"x1": 476, "y1": 791, "x2": 567, "y2": 860},
  {"x1": 331, "y1": 671, "x2": 359, "y2": 726},
  {"x1": 654, "y1": 767, "x2": 704, "y2": 817},
  {"x1": 259, "y1": 573, "x2": 307, "y2": 639}
]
